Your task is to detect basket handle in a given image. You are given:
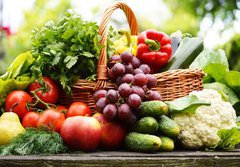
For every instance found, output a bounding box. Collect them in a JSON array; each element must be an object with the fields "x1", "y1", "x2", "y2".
[{"x1": 95, "y1": 1, "x2": 138, "y2": 90}]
